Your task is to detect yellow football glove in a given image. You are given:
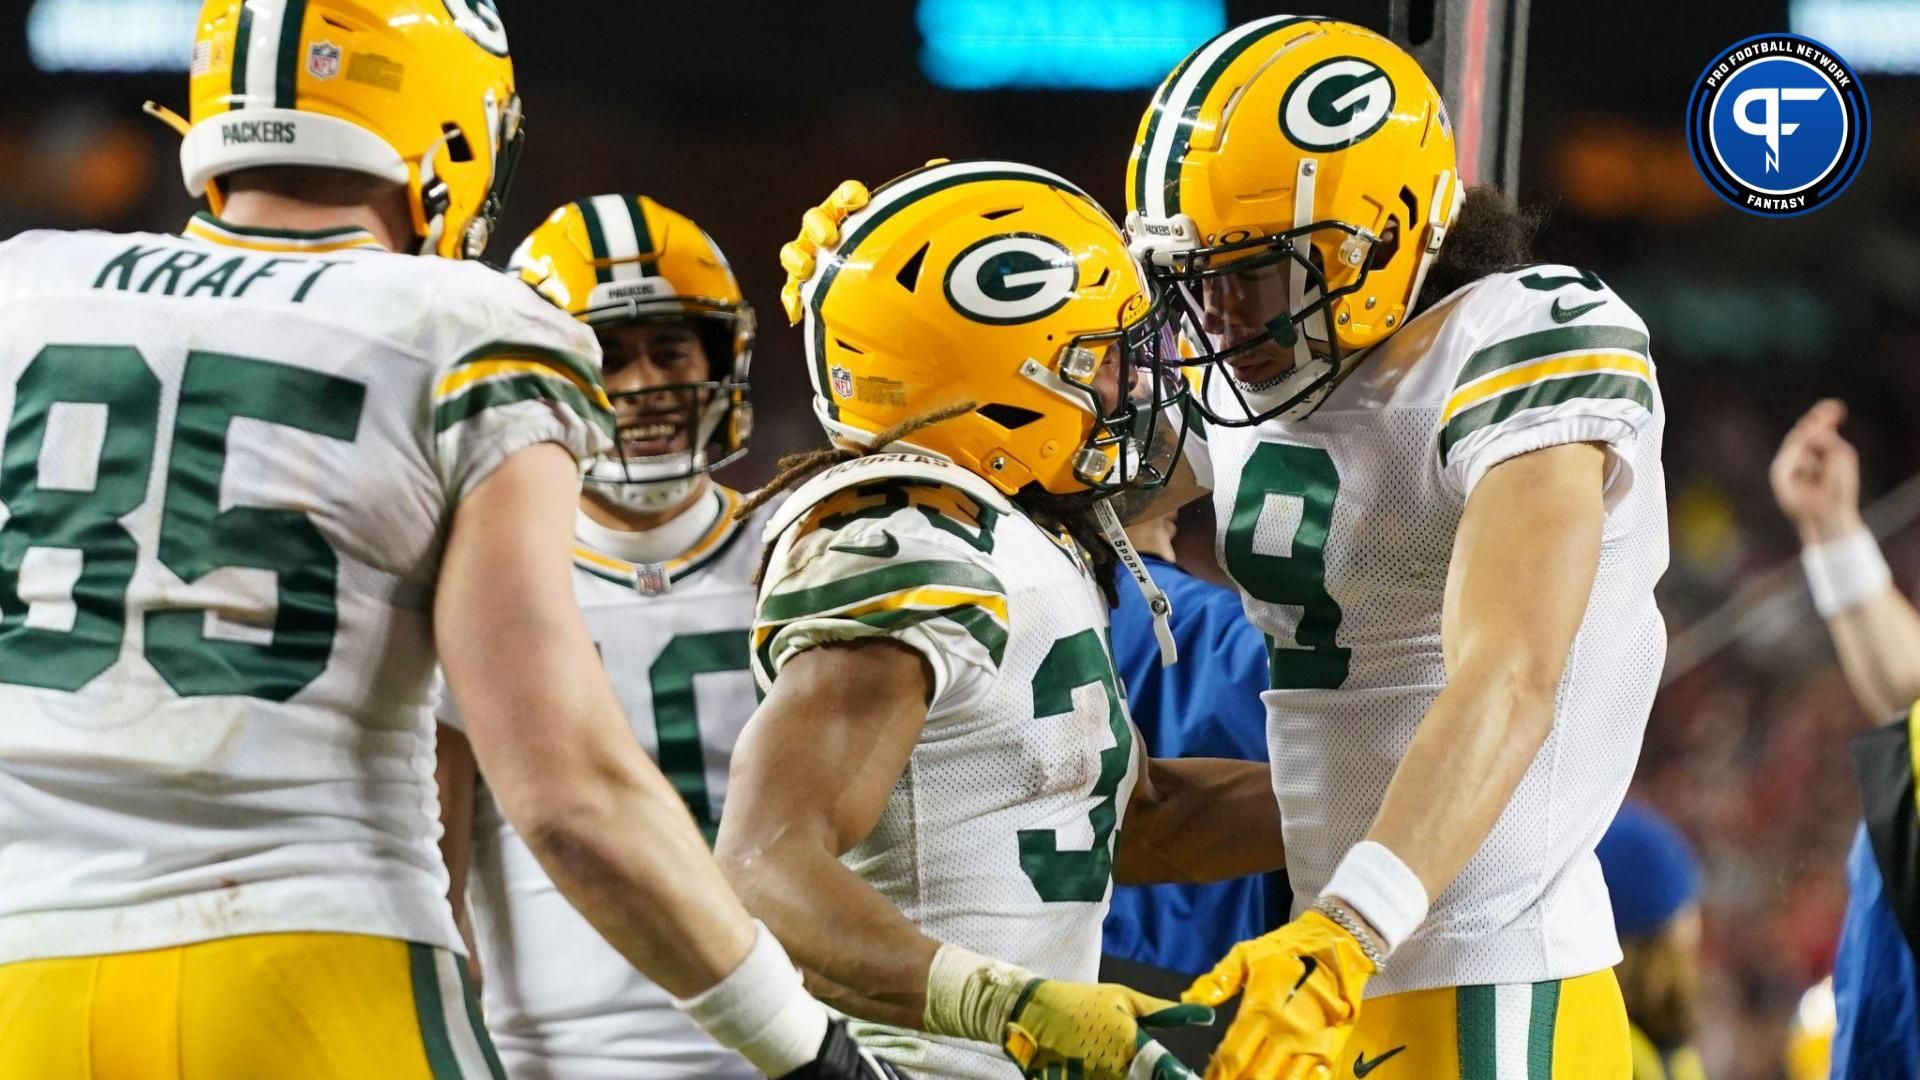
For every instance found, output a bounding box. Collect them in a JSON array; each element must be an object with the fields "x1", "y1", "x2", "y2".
[
  {"x1": 923, "y1": 944, "x2": 1209, "y2": 1080},
  {"x1": 1004, "y1": 979, "x2": 1211, "y2": 1079},
  {"x1": 778, "y1": 179, "x2": 871, "y2": 324},
  {"x1": 1181, "y1": 910, "x2": 1376, "y2": 1080}
]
